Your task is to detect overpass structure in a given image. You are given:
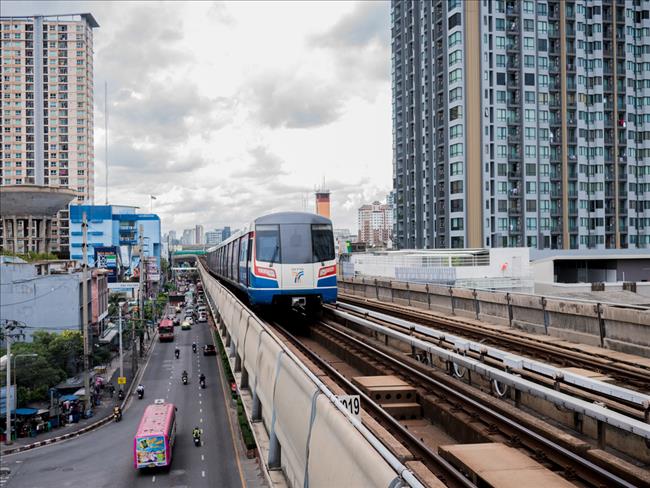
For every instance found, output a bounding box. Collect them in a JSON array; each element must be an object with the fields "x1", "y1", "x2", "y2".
[
  {"x1": 197, "y1": 260, "x2": 423, "y2": 487},
  {"x1": 170, "y1": 247, "x2": 207, "y2": 272}
]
